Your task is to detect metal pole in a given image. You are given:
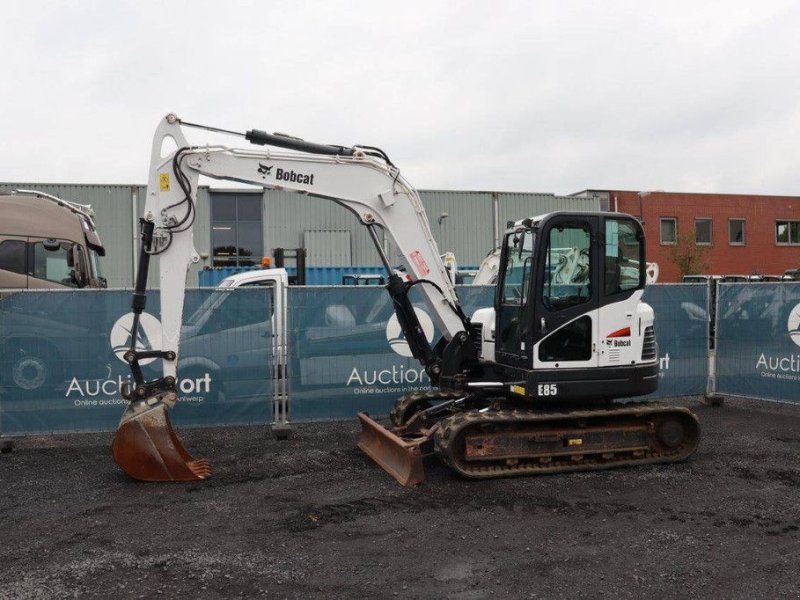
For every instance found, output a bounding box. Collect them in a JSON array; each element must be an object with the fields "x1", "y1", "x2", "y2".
[
  {"x1": 131, "y1": 187, "x2": 139, "y2": 287},
  {"x1": 705, "y1": 279, "x2": 723, "y2": 406}
]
